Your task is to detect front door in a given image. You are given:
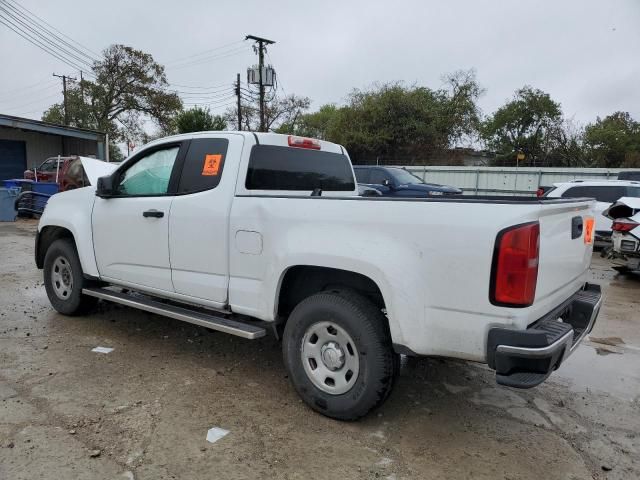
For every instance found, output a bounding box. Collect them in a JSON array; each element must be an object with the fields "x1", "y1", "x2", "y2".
[{"x1": 92, "y1": 143, "x2": 185, "y2": 292}]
